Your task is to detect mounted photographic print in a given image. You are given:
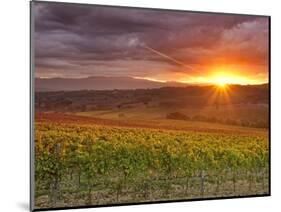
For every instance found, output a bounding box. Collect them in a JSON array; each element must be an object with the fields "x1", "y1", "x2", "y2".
[{"x1": 30, "y1": 1, "x2": 270, "y2": 211}]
